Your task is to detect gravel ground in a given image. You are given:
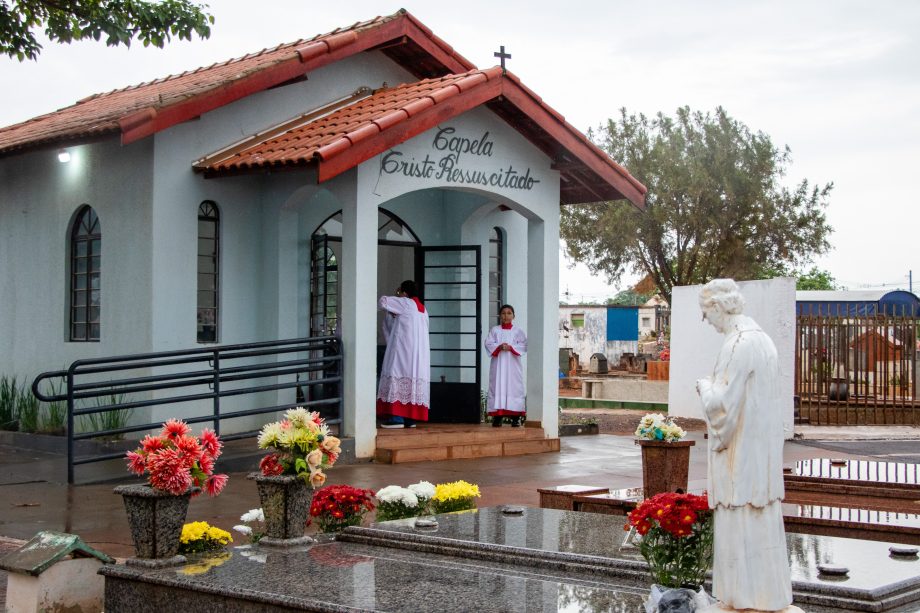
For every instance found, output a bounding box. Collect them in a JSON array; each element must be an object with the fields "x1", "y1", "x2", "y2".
[{"x1": 561, "y1": 408, "x2": 706, "y2": 435}]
